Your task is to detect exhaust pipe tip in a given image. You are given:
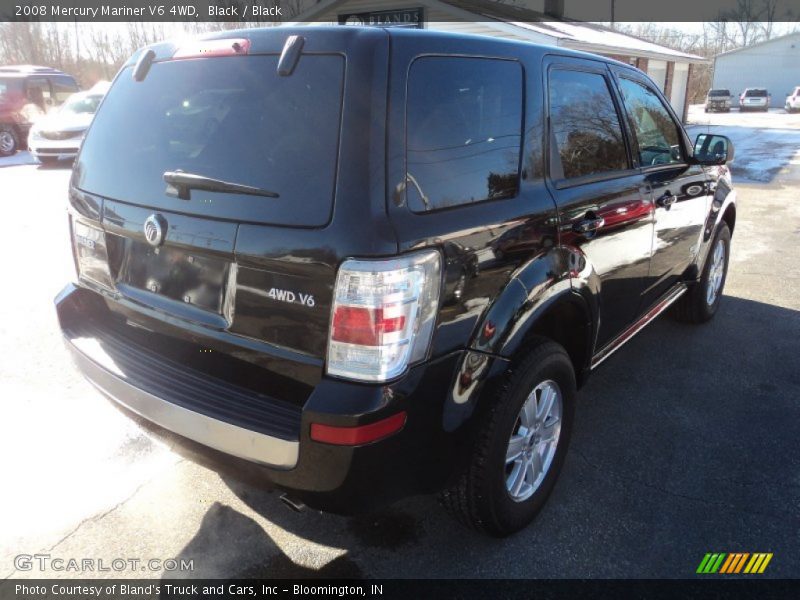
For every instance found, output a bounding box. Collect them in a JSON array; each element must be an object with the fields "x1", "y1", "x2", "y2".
[{"x1": 280, "y1": 493, "x2": 306, "y2": 513}]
